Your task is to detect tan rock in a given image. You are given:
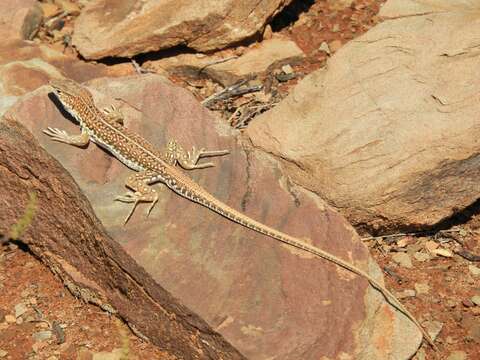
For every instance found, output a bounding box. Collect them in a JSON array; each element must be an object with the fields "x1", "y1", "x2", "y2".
[
  {"x1": 0, "y1": 0, "x2": 43, "y2": 40},
  {"x1": 0, "y1": 39, "x2": 133, "y2": 115},
  {"x1": 147, "y1": 36, "x2": 304, "y2": 85},
  {"x1": 8, "y1": 74, "x2": 421, "y2": 359},
  {"x1": 247, "y1": 8, "x2": 480, "y2": 232},
  {"x1": 39, "y1": 3, "x2": 61, "y2": 19},
  {"x1": 72, "y1": 0, "x2": 294, "y2": 59},
  {"x1": 380, "y1": 0, "x2": 479, "y2": 18},
  {"x1": 431, "y1": 248, "x2": 453, "y2": 258}
]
